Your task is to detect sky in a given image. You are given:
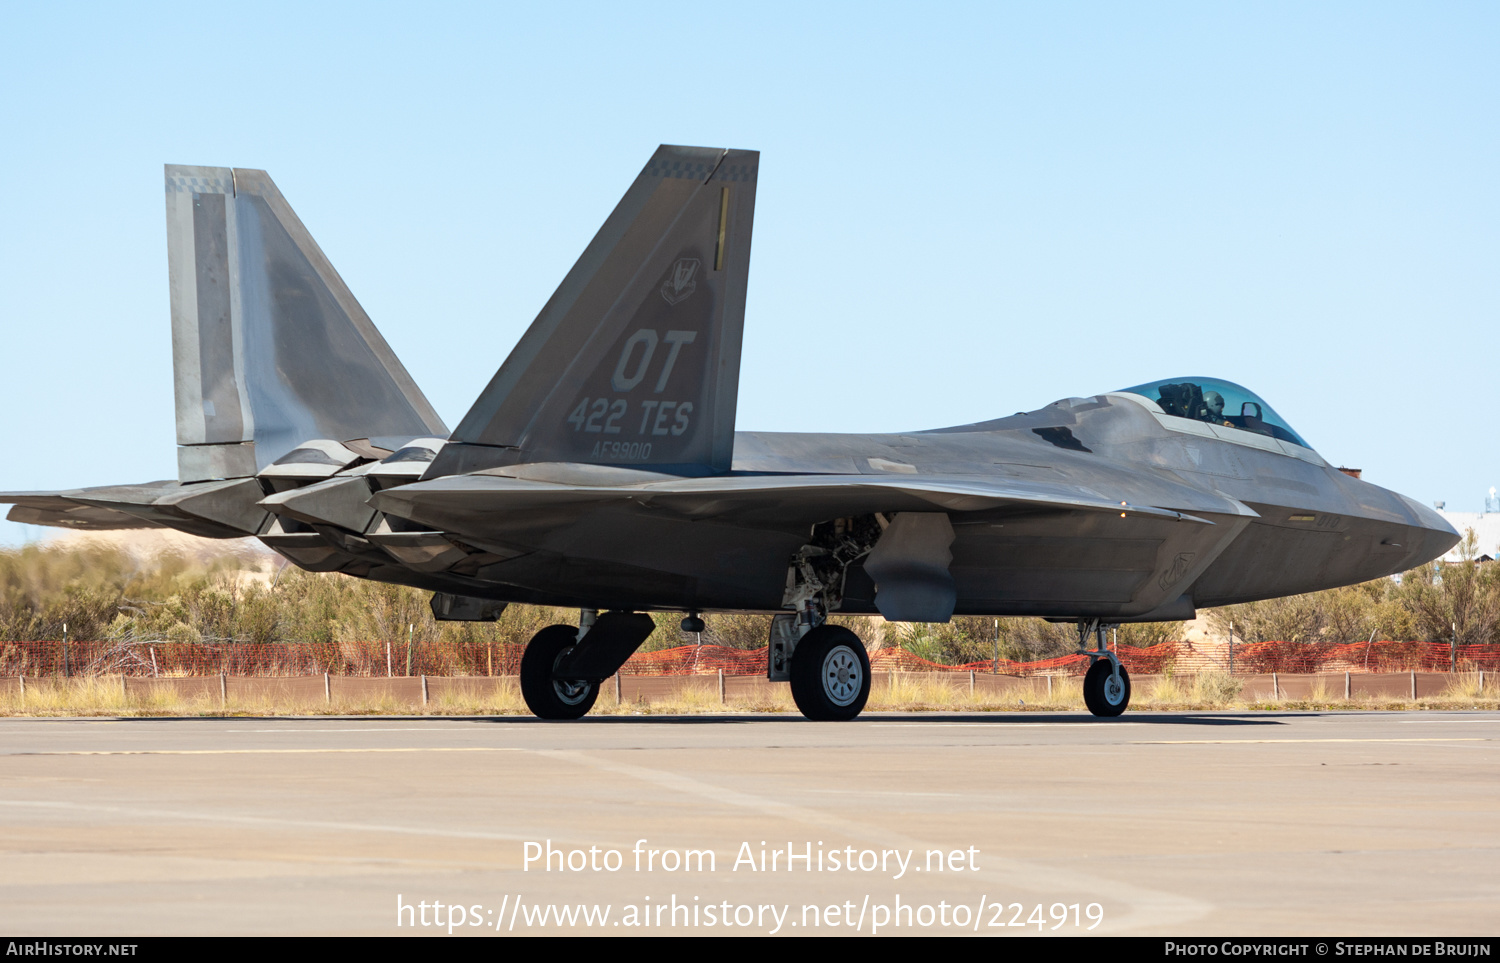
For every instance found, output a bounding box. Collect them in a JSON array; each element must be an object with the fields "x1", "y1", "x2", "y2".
[{"x1": 0, "y1": 1, "x2": 1496, "y2": 545}]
